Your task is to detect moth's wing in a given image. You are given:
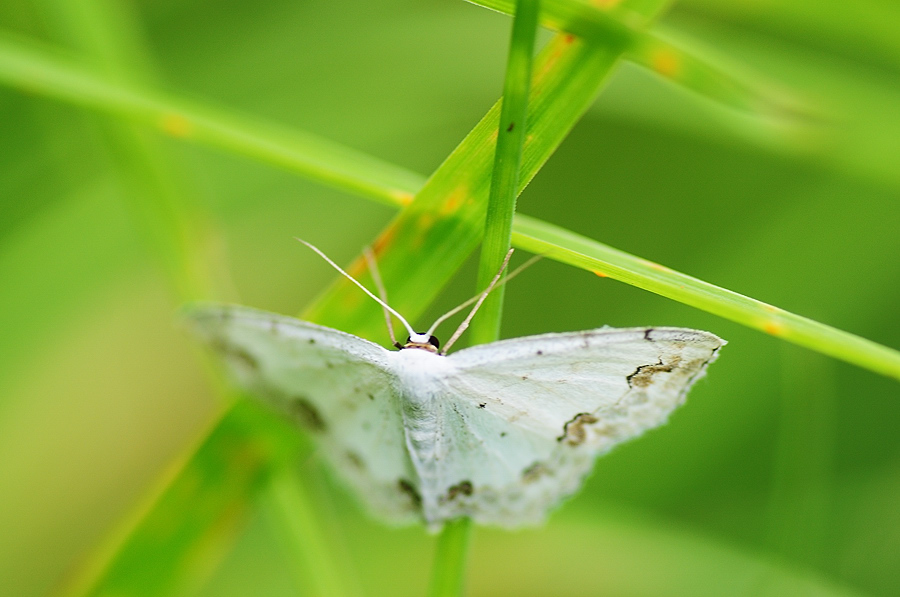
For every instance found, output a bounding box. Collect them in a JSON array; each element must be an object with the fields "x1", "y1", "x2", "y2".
[
  {"x1": 186, "y1": 304, "x2": 421, "y2": 522},
  {"x1": 428, "y1": 327, "x2": 724, "y2": 527}
]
